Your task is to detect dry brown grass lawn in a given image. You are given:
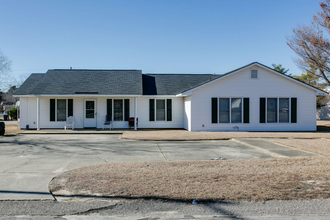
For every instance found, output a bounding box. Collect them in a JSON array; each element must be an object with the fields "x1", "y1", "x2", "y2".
[
  {"x1": 269, "y1": 139, "x2": 330, "y2": 157},
  {"x1": 4, "y1": 123, "x2": 20, "y2": 136},
  {"x1": 50, "y1": 155, "x2": 330, "y2": 201},
  {"x1": 122, "y1": 130, "x2": 330, "y2": 141}
]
